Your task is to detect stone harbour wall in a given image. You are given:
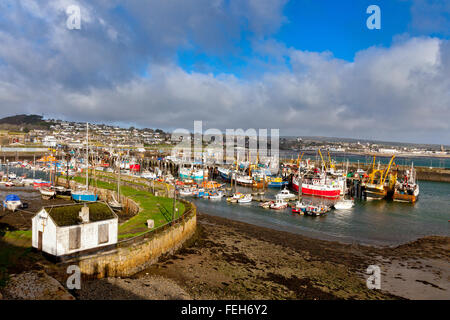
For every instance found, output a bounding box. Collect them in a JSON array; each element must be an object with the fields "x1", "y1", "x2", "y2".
[
  {"x1": 57, "y1": 176, "x2": 197, "y2": 278},
  {"x1": 68, "y1": 210, "x2": 196, "y2": 278}
]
